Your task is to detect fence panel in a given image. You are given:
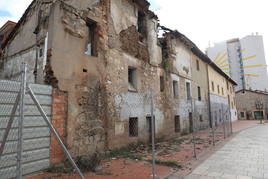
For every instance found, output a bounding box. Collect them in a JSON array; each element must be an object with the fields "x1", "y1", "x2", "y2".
[{"x1": 0, "y1": 79, "x2": 52, "y2": 179}]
